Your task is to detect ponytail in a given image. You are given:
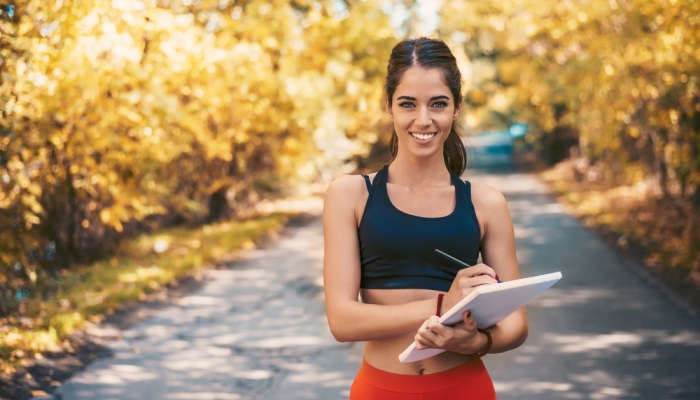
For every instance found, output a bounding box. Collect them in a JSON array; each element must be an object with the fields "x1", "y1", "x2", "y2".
[{"x1": 443, "y1": 127, "x2": 467, "y2": 176}]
